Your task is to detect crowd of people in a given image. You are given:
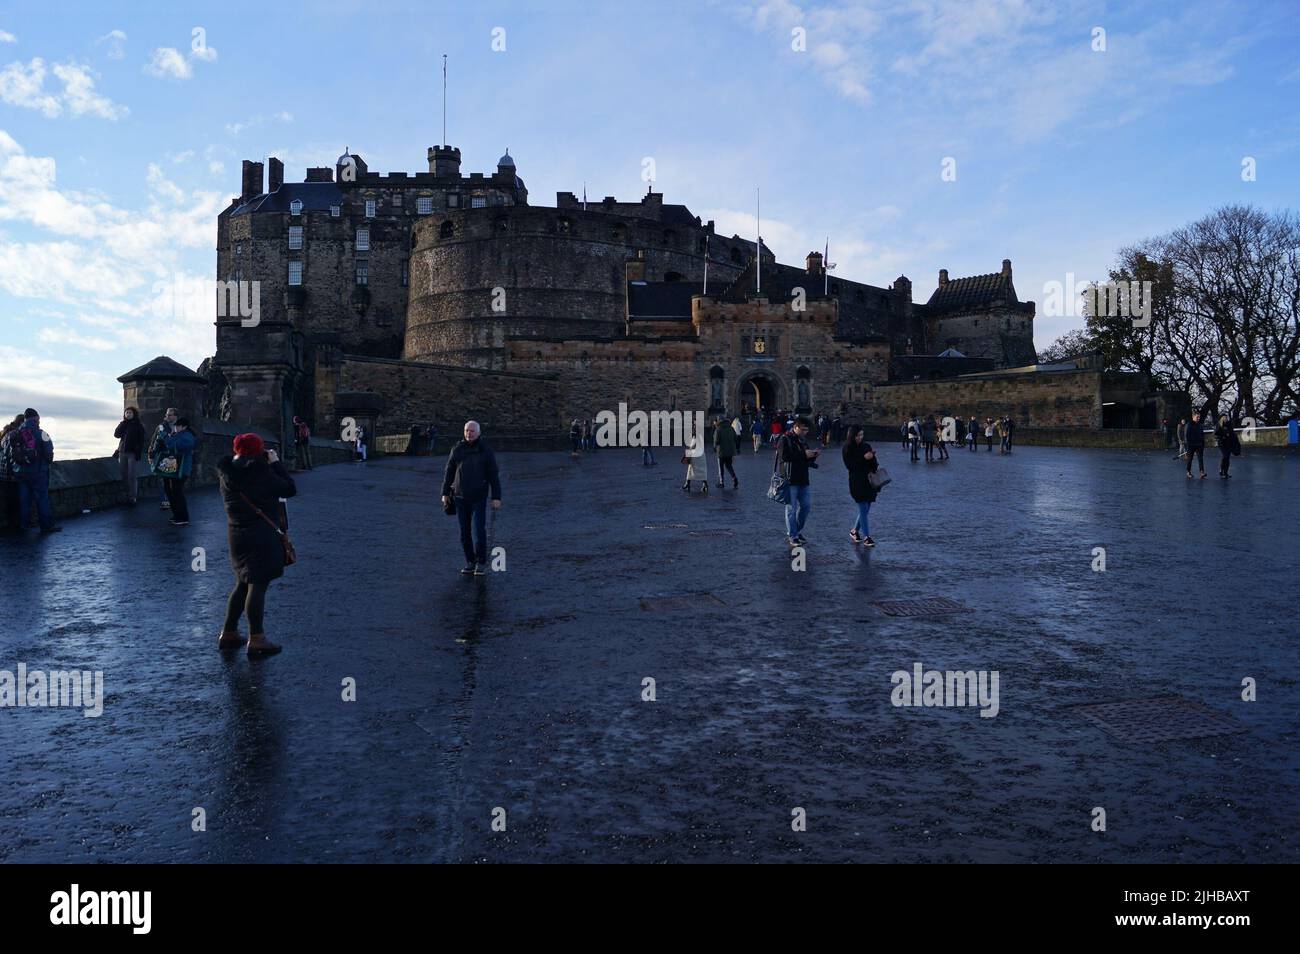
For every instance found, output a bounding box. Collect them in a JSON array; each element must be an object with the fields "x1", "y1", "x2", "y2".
[
  {"x1": 900, "y1": 413, "x2": 1016, "y2": 460},
  {"x1": 1167, "y1": 411, "x2": 1242, "y2": 478}
]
